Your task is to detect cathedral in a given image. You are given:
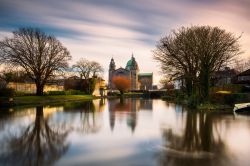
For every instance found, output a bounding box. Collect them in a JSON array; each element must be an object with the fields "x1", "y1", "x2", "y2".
[{"x1": 108, "y1": 54, "x2": 153, "y2": 90}]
